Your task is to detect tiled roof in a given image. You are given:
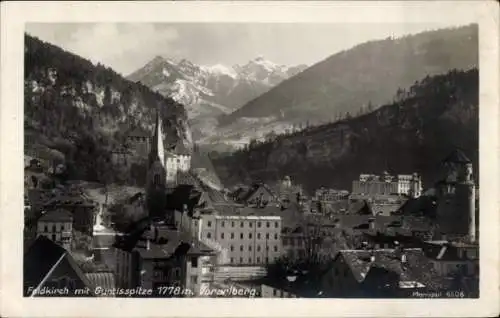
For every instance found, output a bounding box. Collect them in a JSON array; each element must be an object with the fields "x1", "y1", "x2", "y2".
[
  {"x1": 115, "y1": 217, "x2": 215, "y2": 258},
  {"x1": 24, "y1": 236, "x2": 93, "y2": 296},
  {"x1": 338, "y1": 248, "x2": 440, "y2": 287},
  {"x1": 38, "y1": 208, "x2": 73, "y2": 222},
  {"x1": 442, "y1": 149, "x2": 471, "y2": 164},
  {"x1": 127, "y1": 127, "x2": 150, "y2": 138}
]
